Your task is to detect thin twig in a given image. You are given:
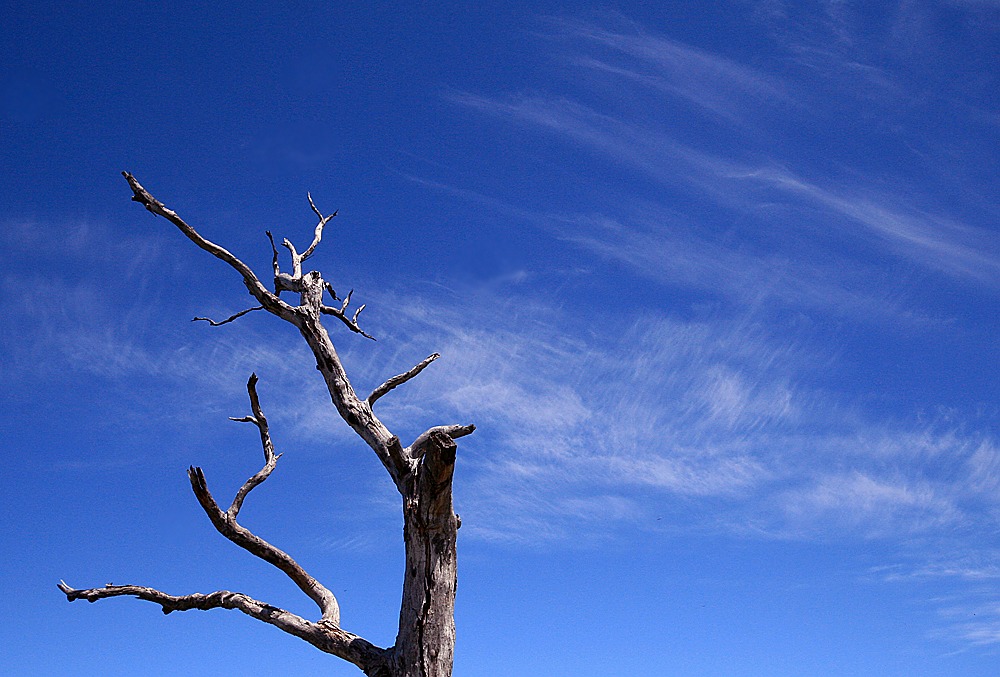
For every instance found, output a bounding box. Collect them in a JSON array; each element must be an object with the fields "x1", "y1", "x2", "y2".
[
  {"x1": 193, "y1": 306, "x2": 264, "y2": 326},
  {"x1": 319, "y1": 303, "x2": 375, "y2": 340},
  {"x1": 307, "y1": 192, "x2": 324, "y2": 222},
  {"x1": 319, "y1": 287, "x2": 374, "y2": 339},
  {"x1": 266, "y1": 230, "x2": 280, "y2": 278}
]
